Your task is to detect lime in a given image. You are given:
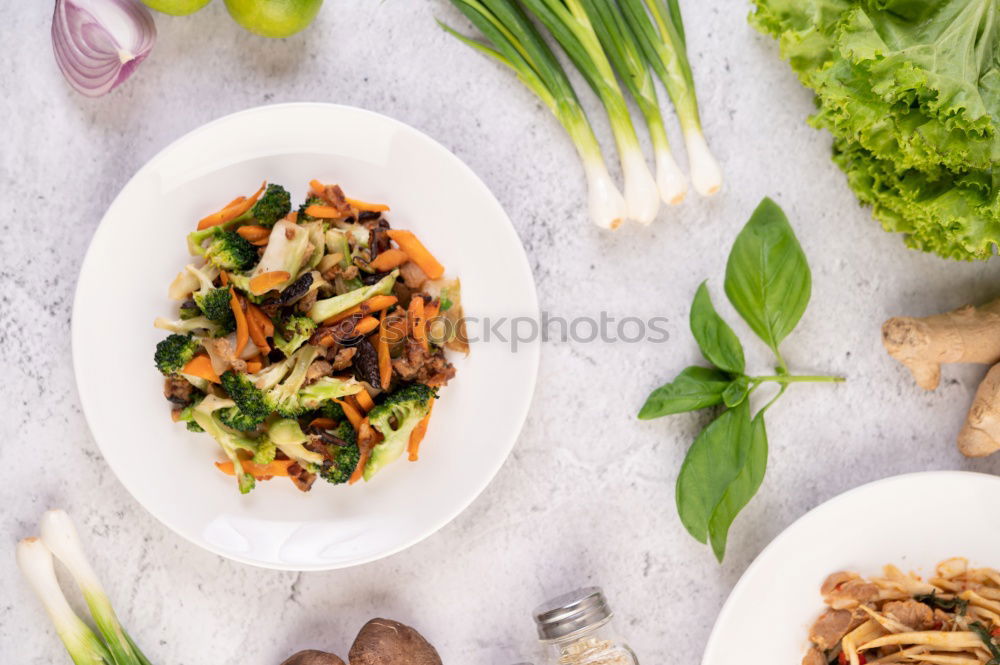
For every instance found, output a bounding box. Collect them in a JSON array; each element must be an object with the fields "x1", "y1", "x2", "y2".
[
  {"x1": 224, "y1": 0, "x2": 324, "y2": 38},
  {"x1": 142, "y1": 0, "x2": 213, "y2": 15}
]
